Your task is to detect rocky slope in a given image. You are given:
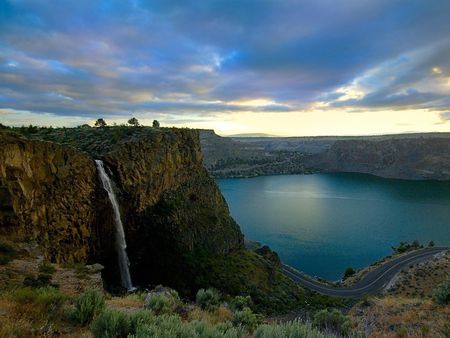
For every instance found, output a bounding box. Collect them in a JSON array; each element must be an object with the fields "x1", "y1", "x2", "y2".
[{"x1": 0, "y1": 128, "x2": 243, "y2": 291}]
